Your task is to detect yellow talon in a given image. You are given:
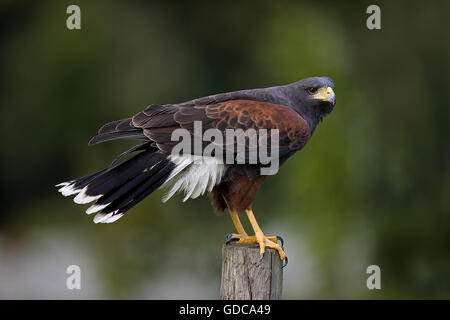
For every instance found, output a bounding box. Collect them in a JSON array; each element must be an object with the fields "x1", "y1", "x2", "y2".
[
  {"x1": 222, "y1": 196, "x2": 287, "y2": 263},
  {"x1": 228, "y1": 208, "x2": 287, "y2": 262},
  {"x1": 231, "y1": 234, "x2": 278, "y2": 244},
  {"x1": 235, "y1": 234, "x2": 286, "y2": 261}
]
